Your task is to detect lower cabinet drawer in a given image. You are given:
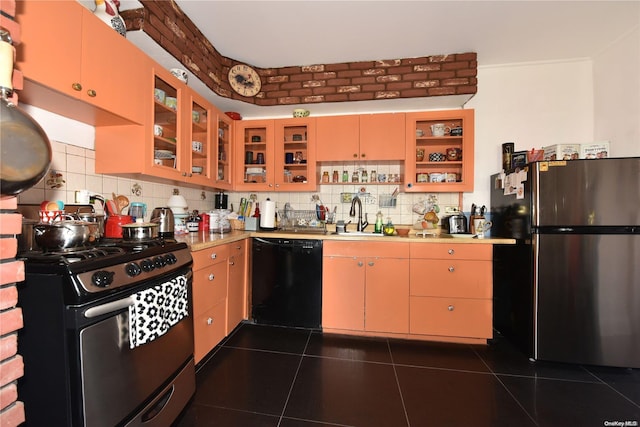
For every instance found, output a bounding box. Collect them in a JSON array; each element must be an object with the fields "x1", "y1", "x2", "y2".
[
  {"x1": 194, "y1": 300, "x2": 227, "y2": 364},
  {"x1": 192, "y1": 262, "x2": 228, "y2": 315},
  {"x1": 409, "y1": 296, "x2": 492, "y2": 339}
]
